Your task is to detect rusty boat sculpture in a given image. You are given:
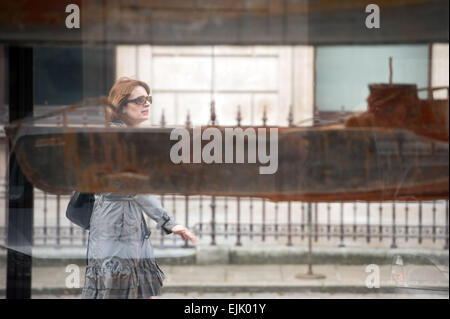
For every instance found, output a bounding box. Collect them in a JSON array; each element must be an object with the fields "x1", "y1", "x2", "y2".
[{"x1": 4, "y1": 84, "x2": 449, "y2": 202}]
